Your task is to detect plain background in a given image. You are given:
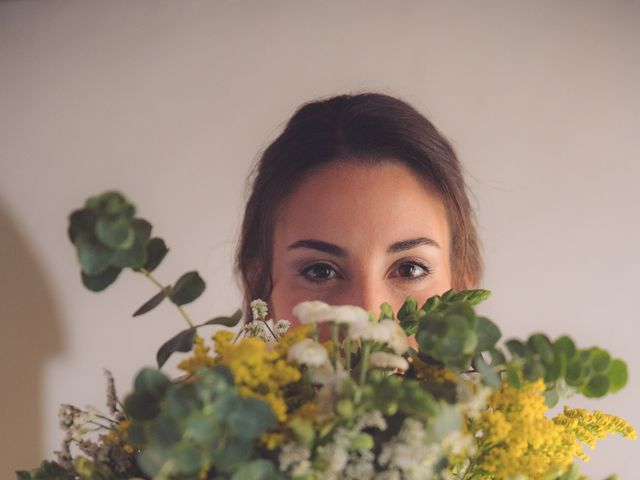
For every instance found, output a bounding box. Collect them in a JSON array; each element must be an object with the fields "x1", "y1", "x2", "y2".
[{"x1": 1, "y1": 1, "x2": 638, "y2": 477}]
